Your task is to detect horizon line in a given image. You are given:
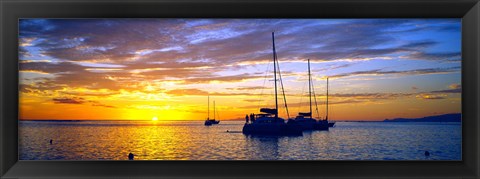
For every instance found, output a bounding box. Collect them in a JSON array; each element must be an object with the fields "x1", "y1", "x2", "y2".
[{"x1": 18, "y1": 112, "x2": 460, "y2": 122}]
